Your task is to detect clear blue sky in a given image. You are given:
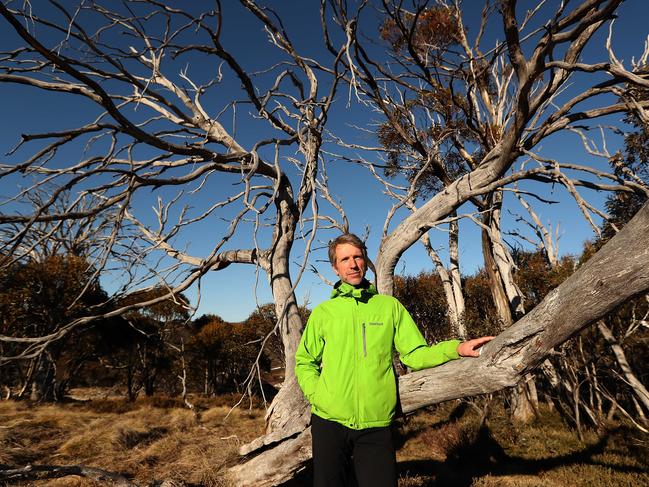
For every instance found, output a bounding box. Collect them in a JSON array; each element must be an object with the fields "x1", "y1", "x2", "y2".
[{"x1": 1, "y1": 1, "x2": 647, "y2": 322}]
